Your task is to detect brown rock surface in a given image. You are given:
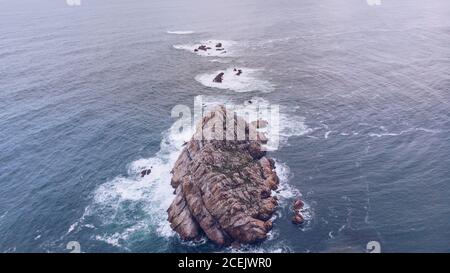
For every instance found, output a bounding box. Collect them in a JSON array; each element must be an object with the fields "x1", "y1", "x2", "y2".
[
  {"x1": 292, "y1": 214, "x2": 304, "y2": 224},
  {"x1": 167, "y1": 106, "x2": 280, "y2": 246},
  {"x1": 293, "y1": 199, "x2": 304, "y2": 210},
  {"x1": 292, "y1": 198, "x2": 305, "y2": 225}
]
